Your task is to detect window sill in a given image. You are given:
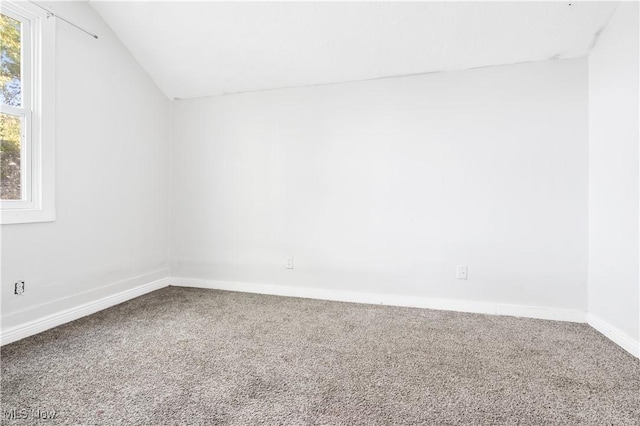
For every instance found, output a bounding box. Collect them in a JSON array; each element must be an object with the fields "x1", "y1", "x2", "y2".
[{"x1": 1, "y1": 208, "x2": 55, "y2": 225}]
